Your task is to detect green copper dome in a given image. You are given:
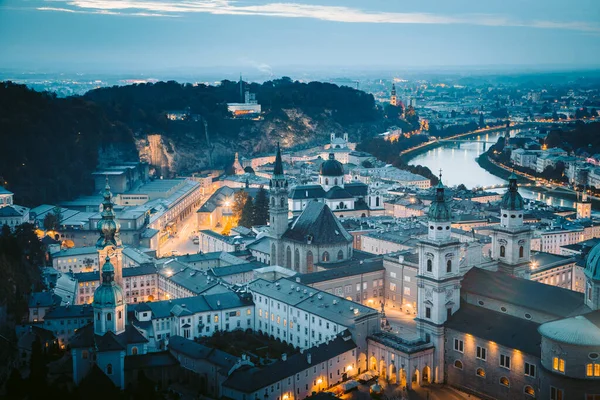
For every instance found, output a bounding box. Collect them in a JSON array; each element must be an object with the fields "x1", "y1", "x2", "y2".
[
  {"x1": 500, "y1": 173, "x2": 524, "y2": 211},
  {"x1": 585, "y1": 242, "x2": 600, "y2": 281},
  {"x1": 428, "y1": 181, "x2": 451, "y2": 222},
  {"x1": 96, "y1": 178, "x2": 122, "y2": 250},
  {"x1": 93, "y1": 256, "x2": 124, "y2": 308}
]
